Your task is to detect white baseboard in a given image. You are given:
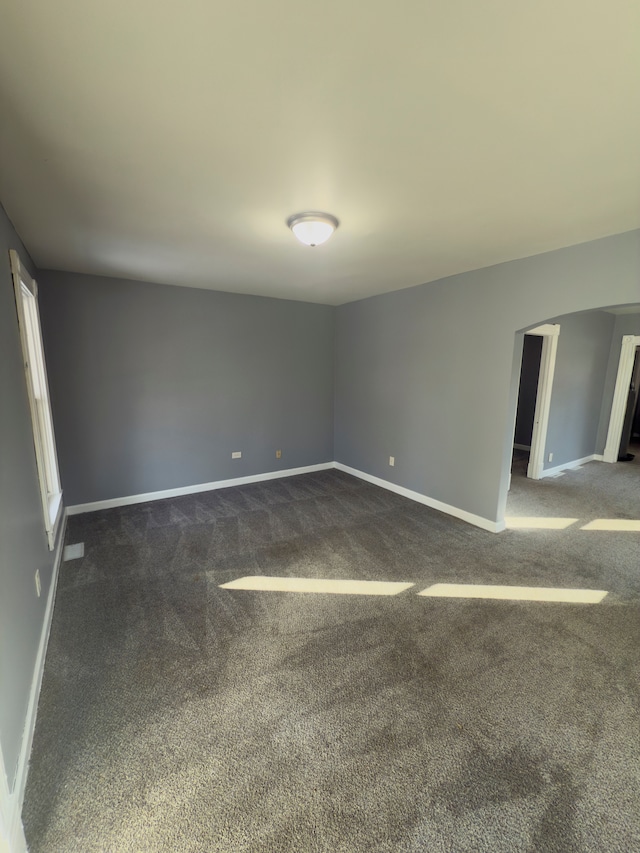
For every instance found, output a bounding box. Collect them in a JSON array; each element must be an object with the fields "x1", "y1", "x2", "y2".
[
  {"x1": 513, "y1": 443, "x2": 531, "y2": 451},
  {"x1": 0, "y1": 514, "x2": 66, "y2": 853},
  {"x1": 334, "y1": 463, "x2": 503, "y2": 533},
  {"x1": 540, "y1": 453, "x2": 601, "y2": 479},
  {"x1": 66, "y1": 463, "x2": 335, "y2": 515},
  {"x1": 67, "y1": 461, "x2": 504, "y2": 532}
]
